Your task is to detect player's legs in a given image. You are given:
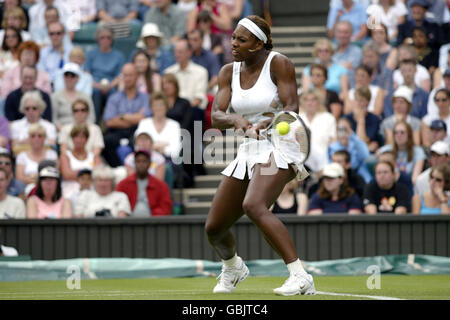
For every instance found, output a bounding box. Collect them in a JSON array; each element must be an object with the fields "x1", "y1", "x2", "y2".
[
  {"x1": 242, "y1": 155, "x2": 316, "y2": 296},
  {"x1": 205, "y1": 175, "x2": 249, "y2": 260},
  {"x1": 205, "y1": 175, "x2": 250, "y2": 293}
]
